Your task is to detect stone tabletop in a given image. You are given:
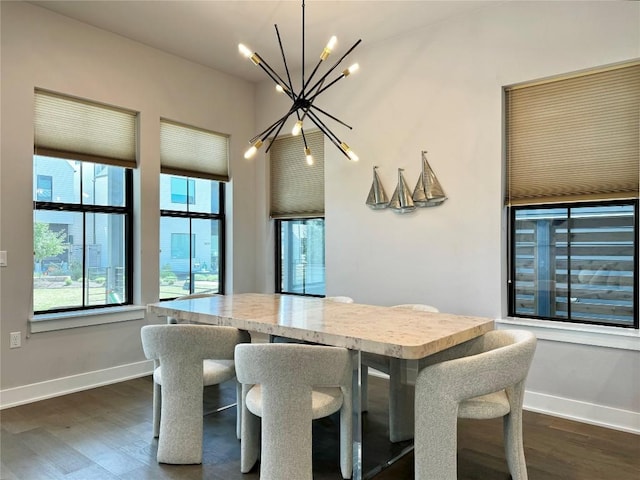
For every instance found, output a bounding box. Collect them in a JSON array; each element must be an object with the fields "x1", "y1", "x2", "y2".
[{"x1": 148, "y1": 293, "x2": 494, "y2": 359}]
